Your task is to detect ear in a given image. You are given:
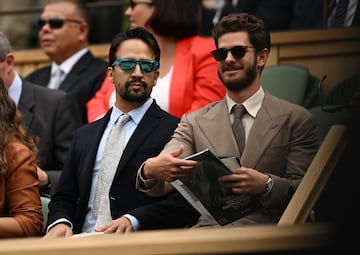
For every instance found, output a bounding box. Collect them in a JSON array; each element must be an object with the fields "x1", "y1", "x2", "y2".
[
  {"x1": 78, "y1": 22, "x2": 89, "y2": 42},
  {"x1": 257, "y1": 48, "x2": 269, "y2": 69},
  {"x1": 5, "y1": 53, "x2": 15, "y2": 72},
  {"x1": 107, "y1": 67, "x2": 114, "y2": 83},
  {"x1": 154, "y1": 70, "x2": 160, "y2": 84}
]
